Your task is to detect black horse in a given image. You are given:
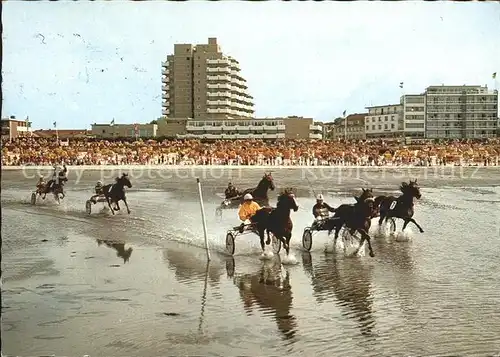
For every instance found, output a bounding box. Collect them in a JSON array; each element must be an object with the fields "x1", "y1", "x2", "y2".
[
  {"x1": 374, "y1": 179, "x2": 424, "y2": 233},
  {"x1": 102, "y1": 173, "x2": 132, "y2": 215},
  {"x1": 318, "y1": 188, "x2": 374, "y2": 234},
  {"x1": 97, "y1": 239, "x2": 133, "y2": 263},
  {"x1": 326, "y1": 189, "x2": 376, "y2": 257},
  {"x1": 42, "y1": 166, "x2": 68, "y2": 201},
  {"x1": 216, "y1": 173, "x2": 275, "y2": 216},
  {"x1": 251, "y1": 188, "x2": 299, "y2": 255}
]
